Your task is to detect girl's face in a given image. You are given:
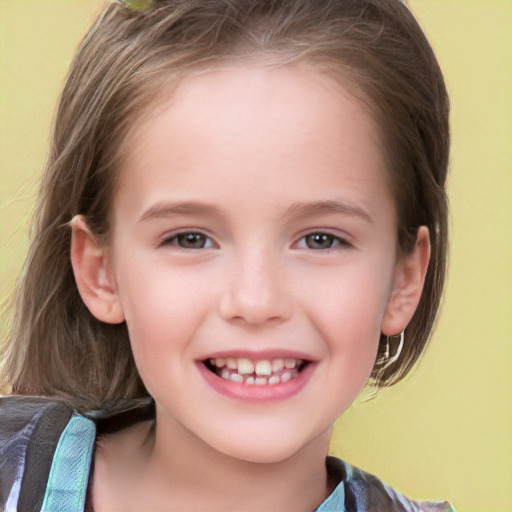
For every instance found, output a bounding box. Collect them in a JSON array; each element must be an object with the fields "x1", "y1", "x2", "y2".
[{"x1": 93, "y1": 63, "x2": 423, "y2": 463}]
